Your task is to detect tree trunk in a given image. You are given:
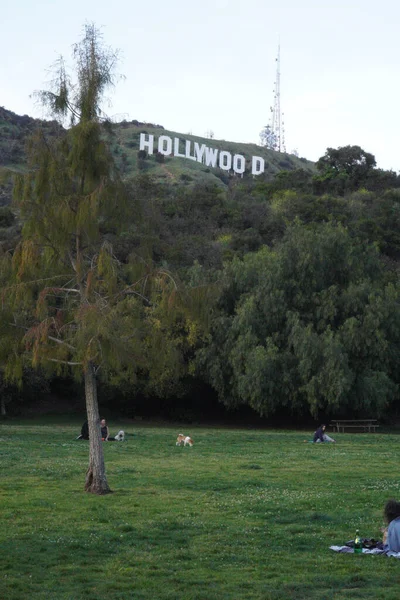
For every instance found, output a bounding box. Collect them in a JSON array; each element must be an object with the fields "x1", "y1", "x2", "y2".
[
  {"x1": 84, "y1": 362, "x2": 111, "y2": 494},
  {"x1": 0, "y1": 397, "x2": 6, "y2": 417}
]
